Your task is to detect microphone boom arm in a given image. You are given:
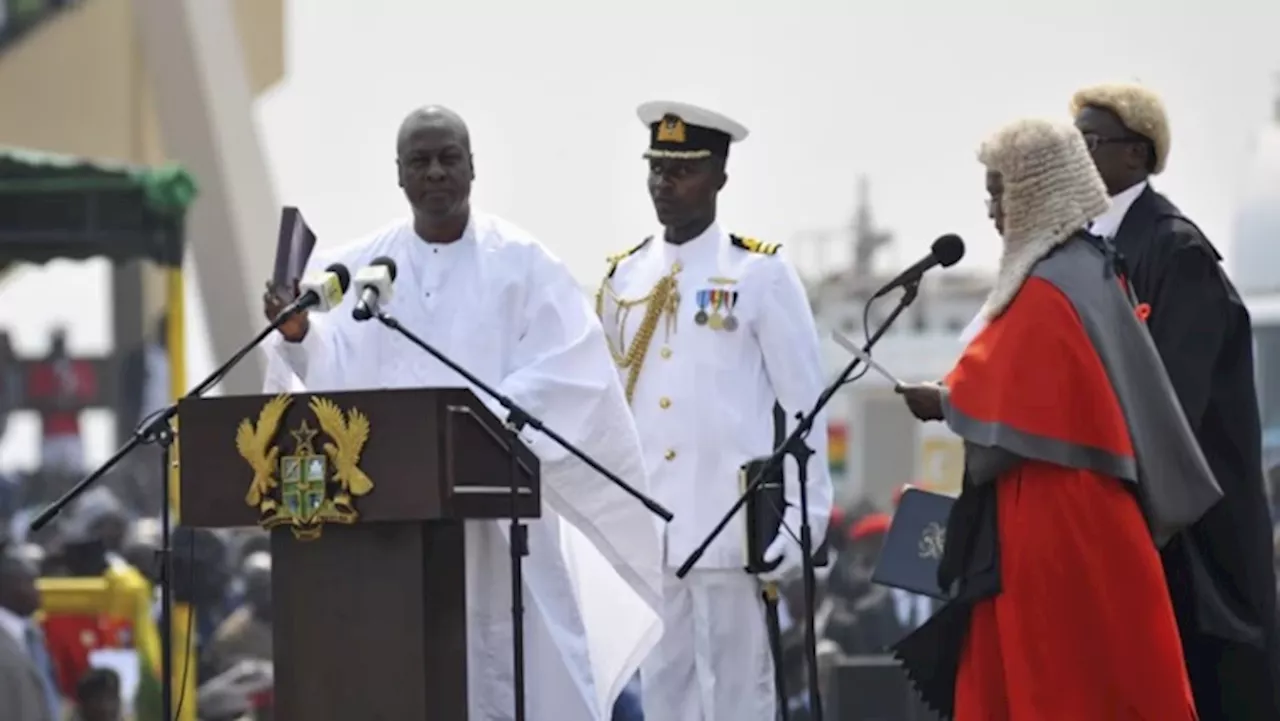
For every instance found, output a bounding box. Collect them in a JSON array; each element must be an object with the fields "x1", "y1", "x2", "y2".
[
  {"x1": 674, "y1": 281, "x2": 922, "y2": 721},
  {"x1": 27, "y1": 298, "x2": 321, "y2": 721},
  {"x1": 372, "y1": 307, "x2": 674, "y2": 721},
  {"x1": 674, "y1": 281, "x2": 922, "y2": 577},
  {"x1": 29, "y1": 301, "x2": 305, "y2": 531},
  {"x1": 372, "y1": 311, "x2": 673, "y2": 522}
]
